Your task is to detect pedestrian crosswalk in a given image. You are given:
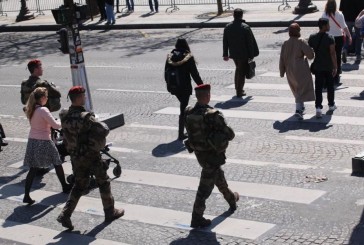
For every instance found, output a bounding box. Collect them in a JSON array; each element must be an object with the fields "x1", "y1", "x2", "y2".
[{"x1": 1, "y1": 70, "x2": 363, "y2": 244}]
